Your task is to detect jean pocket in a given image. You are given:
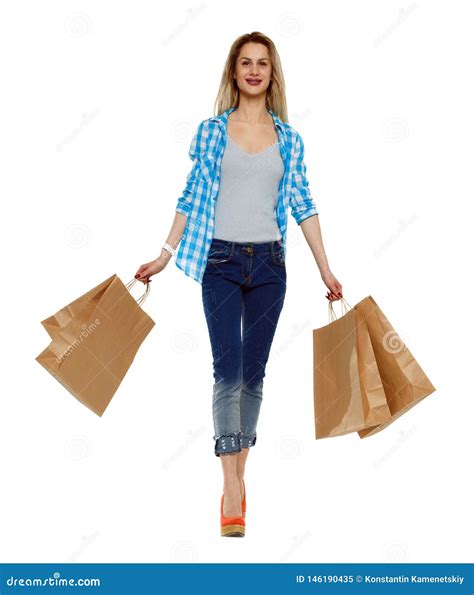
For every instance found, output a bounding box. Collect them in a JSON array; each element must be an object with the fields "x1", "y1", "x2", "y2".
[
  {"x1": 271, "y1": 247, "x2": 286, "y2": 267},
  {"x1": 207, "y1": 244, "x2": 233, "y2": 265}
]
